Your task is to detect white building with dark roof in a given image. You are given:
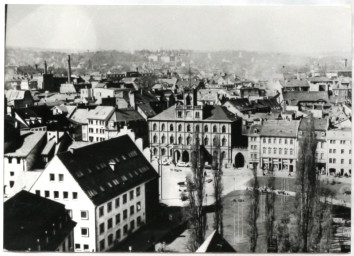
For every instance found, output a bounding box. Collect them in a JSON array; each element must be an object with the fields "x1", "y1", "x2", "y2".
[{"x1": 30, "y1": 135, "x2": 159, "y2": 252}]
